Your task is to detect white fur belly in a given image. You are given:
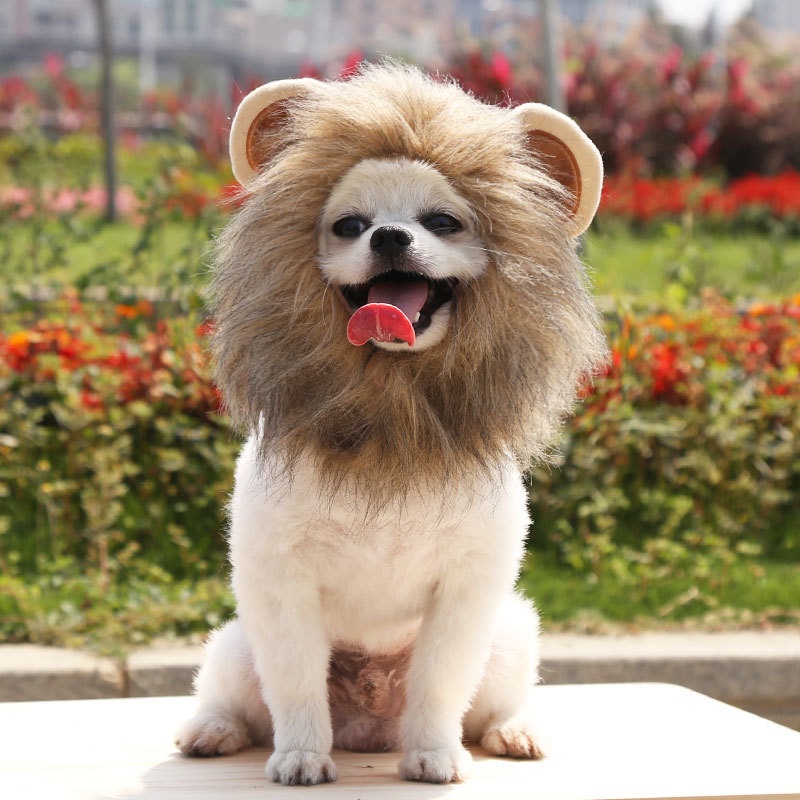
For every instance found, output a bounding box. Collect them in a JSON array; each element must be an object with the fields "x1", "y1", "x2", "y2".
[{"x1": 229, "y1": 436, "x2": 528, "y2": 653}]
